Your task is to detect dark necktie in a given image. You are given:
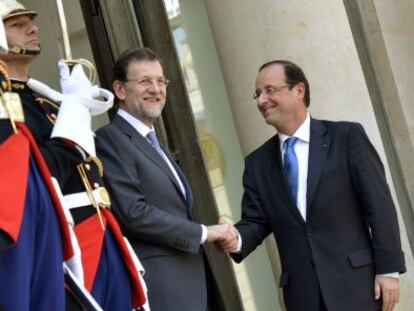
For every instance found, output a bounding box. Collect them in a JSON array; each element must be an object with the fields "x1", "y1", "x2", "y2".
[{"x1": 283, "y1": 137, "x2": 299, "y2": 203}]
